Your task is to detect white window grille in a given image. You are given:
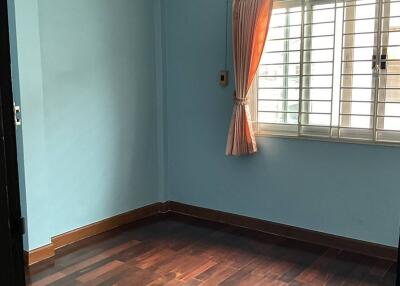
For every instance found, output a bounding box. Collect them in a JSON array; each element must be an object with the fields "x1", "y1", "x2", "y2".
[{"x1": 253, "y1": 0, "x2": 400, "y2": 144}]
